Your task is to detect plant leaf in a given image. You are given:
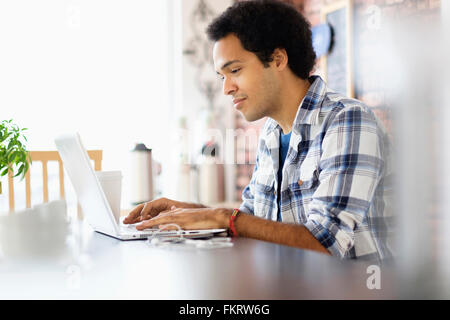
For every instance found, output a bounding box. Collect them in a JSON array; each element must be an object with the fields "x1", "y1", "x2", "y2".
[
  {"x1": 0, "y1": 119, "x2": 30, "y2": 177},
  {"x1": 0, "y1": 167, "x2": 9, "y2": 177},
  {"x1": 14, "y1": 164, "x2": 25, "y2": 178}
]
